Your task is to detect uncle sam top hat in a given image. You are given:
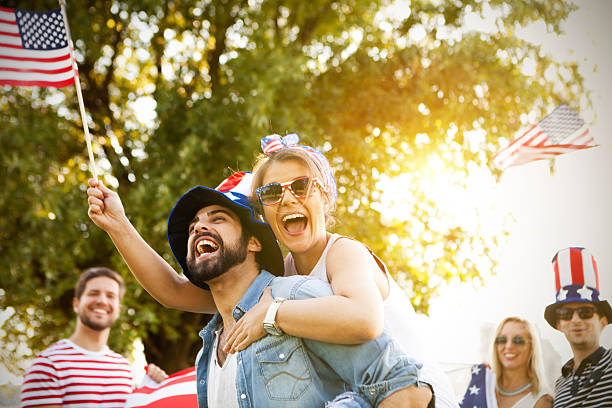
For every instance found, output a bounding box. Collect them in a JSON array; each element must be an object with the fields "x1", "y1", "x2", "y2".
[
  {"x1": 167, "y1": 171, "x2": 284, "y2": 290},
  {"x1": 544, "y1": 247, "x2": 612, "y2": 328}
]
